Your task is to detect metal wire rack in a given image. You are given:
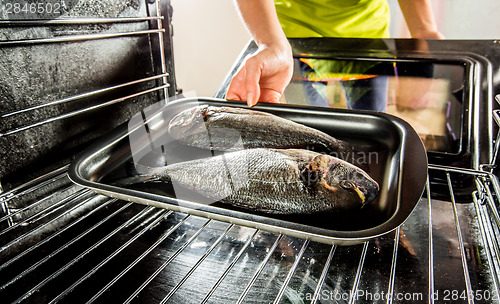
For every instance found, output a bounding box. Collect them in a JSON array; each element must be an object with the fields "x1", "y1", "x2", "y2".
[
  {"x1": 0, "y1": 164, "x2": 498, "y2": 303},
  {"x1": 0, "y1": 0, "x2": 176, "y2": 191},
  {"x1": 0, "y1": 15, "x2": 171, "y2": 137}
]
